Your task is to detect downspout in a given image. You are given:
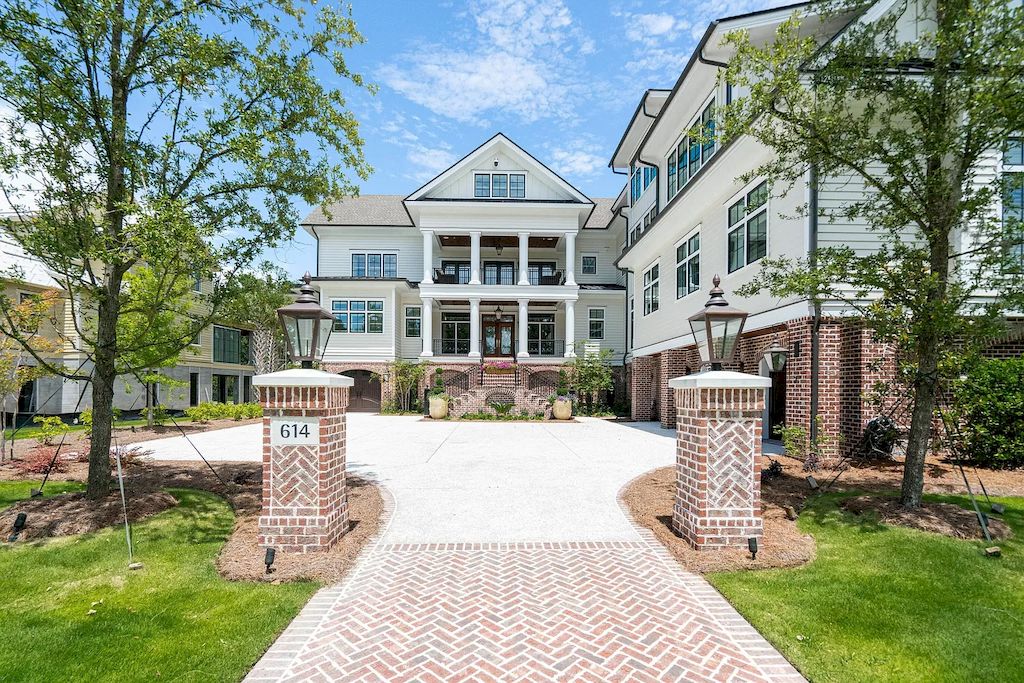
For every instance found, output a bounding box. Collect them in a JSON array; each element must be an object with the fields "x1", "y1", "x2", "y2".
[
  {"x1": 808, "y1": 163, "x2": 821, "y2": 446},
  {"x1": 310, "y1": 225, "x2": 321, "y2": 277}
]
